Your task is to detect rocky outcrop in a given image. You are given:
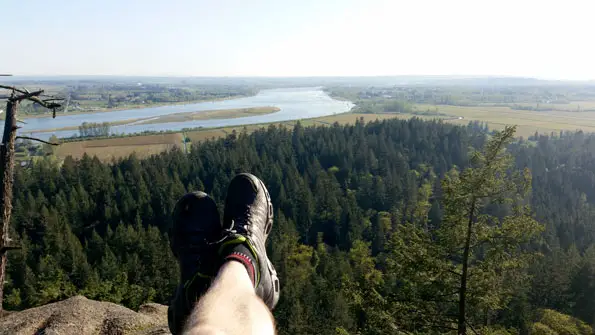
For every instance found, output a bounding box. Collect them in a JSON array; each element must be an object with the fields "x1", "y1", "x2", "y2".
[{"x1": 0, "y1": 296, "x2": 170, "y2": 335}]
